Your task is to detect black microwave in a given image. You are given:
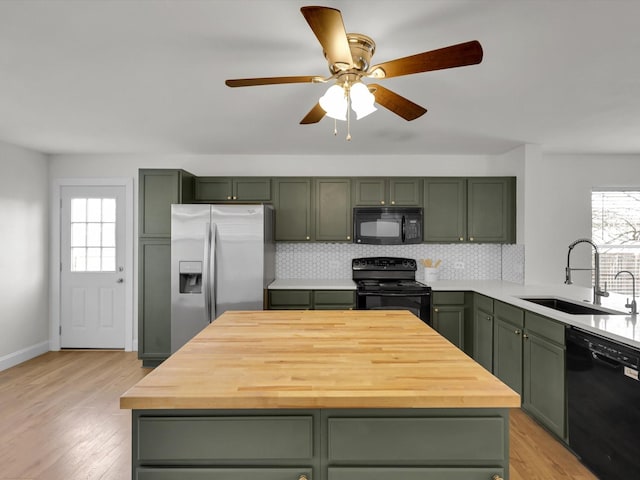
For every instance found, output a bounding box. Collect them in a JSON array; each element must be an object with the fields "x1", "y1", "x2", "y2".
[{"x1": 353, "y1": 207, "x2": 423, "y2": 245}]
